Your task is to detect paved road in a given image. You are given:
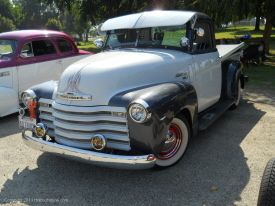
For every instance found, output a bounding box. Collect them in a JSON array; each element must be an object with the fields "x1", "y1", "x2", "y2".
[{"x1": 0, "y1": 86, "x2": 274, "y2": 206}]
